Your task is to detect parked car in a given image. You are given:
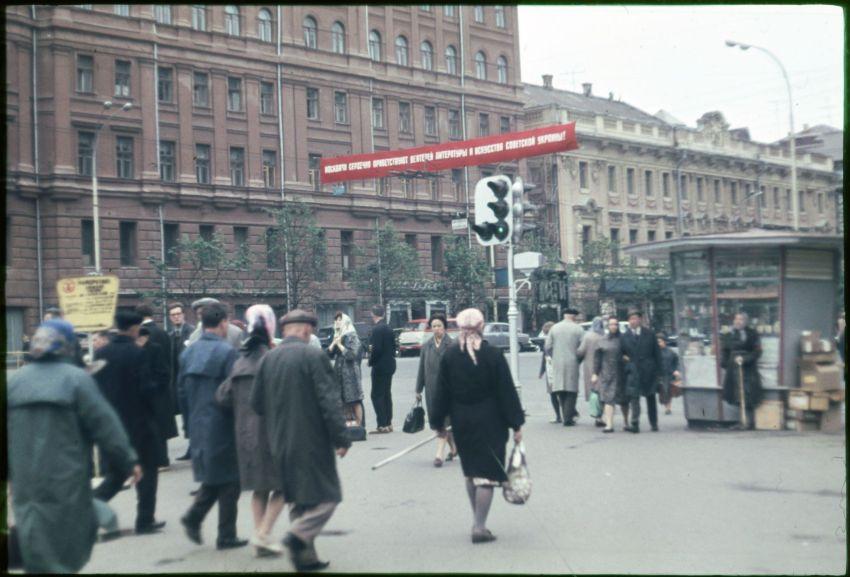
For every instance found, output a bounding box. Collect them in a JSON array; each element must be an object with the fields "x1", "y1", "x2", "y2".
[
  {"x1": 396, "y1": 318, "x2": 459, "y2": 357},
  {"x1": 482, "y1": 323, "x2": 534, "y2": 352}
]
